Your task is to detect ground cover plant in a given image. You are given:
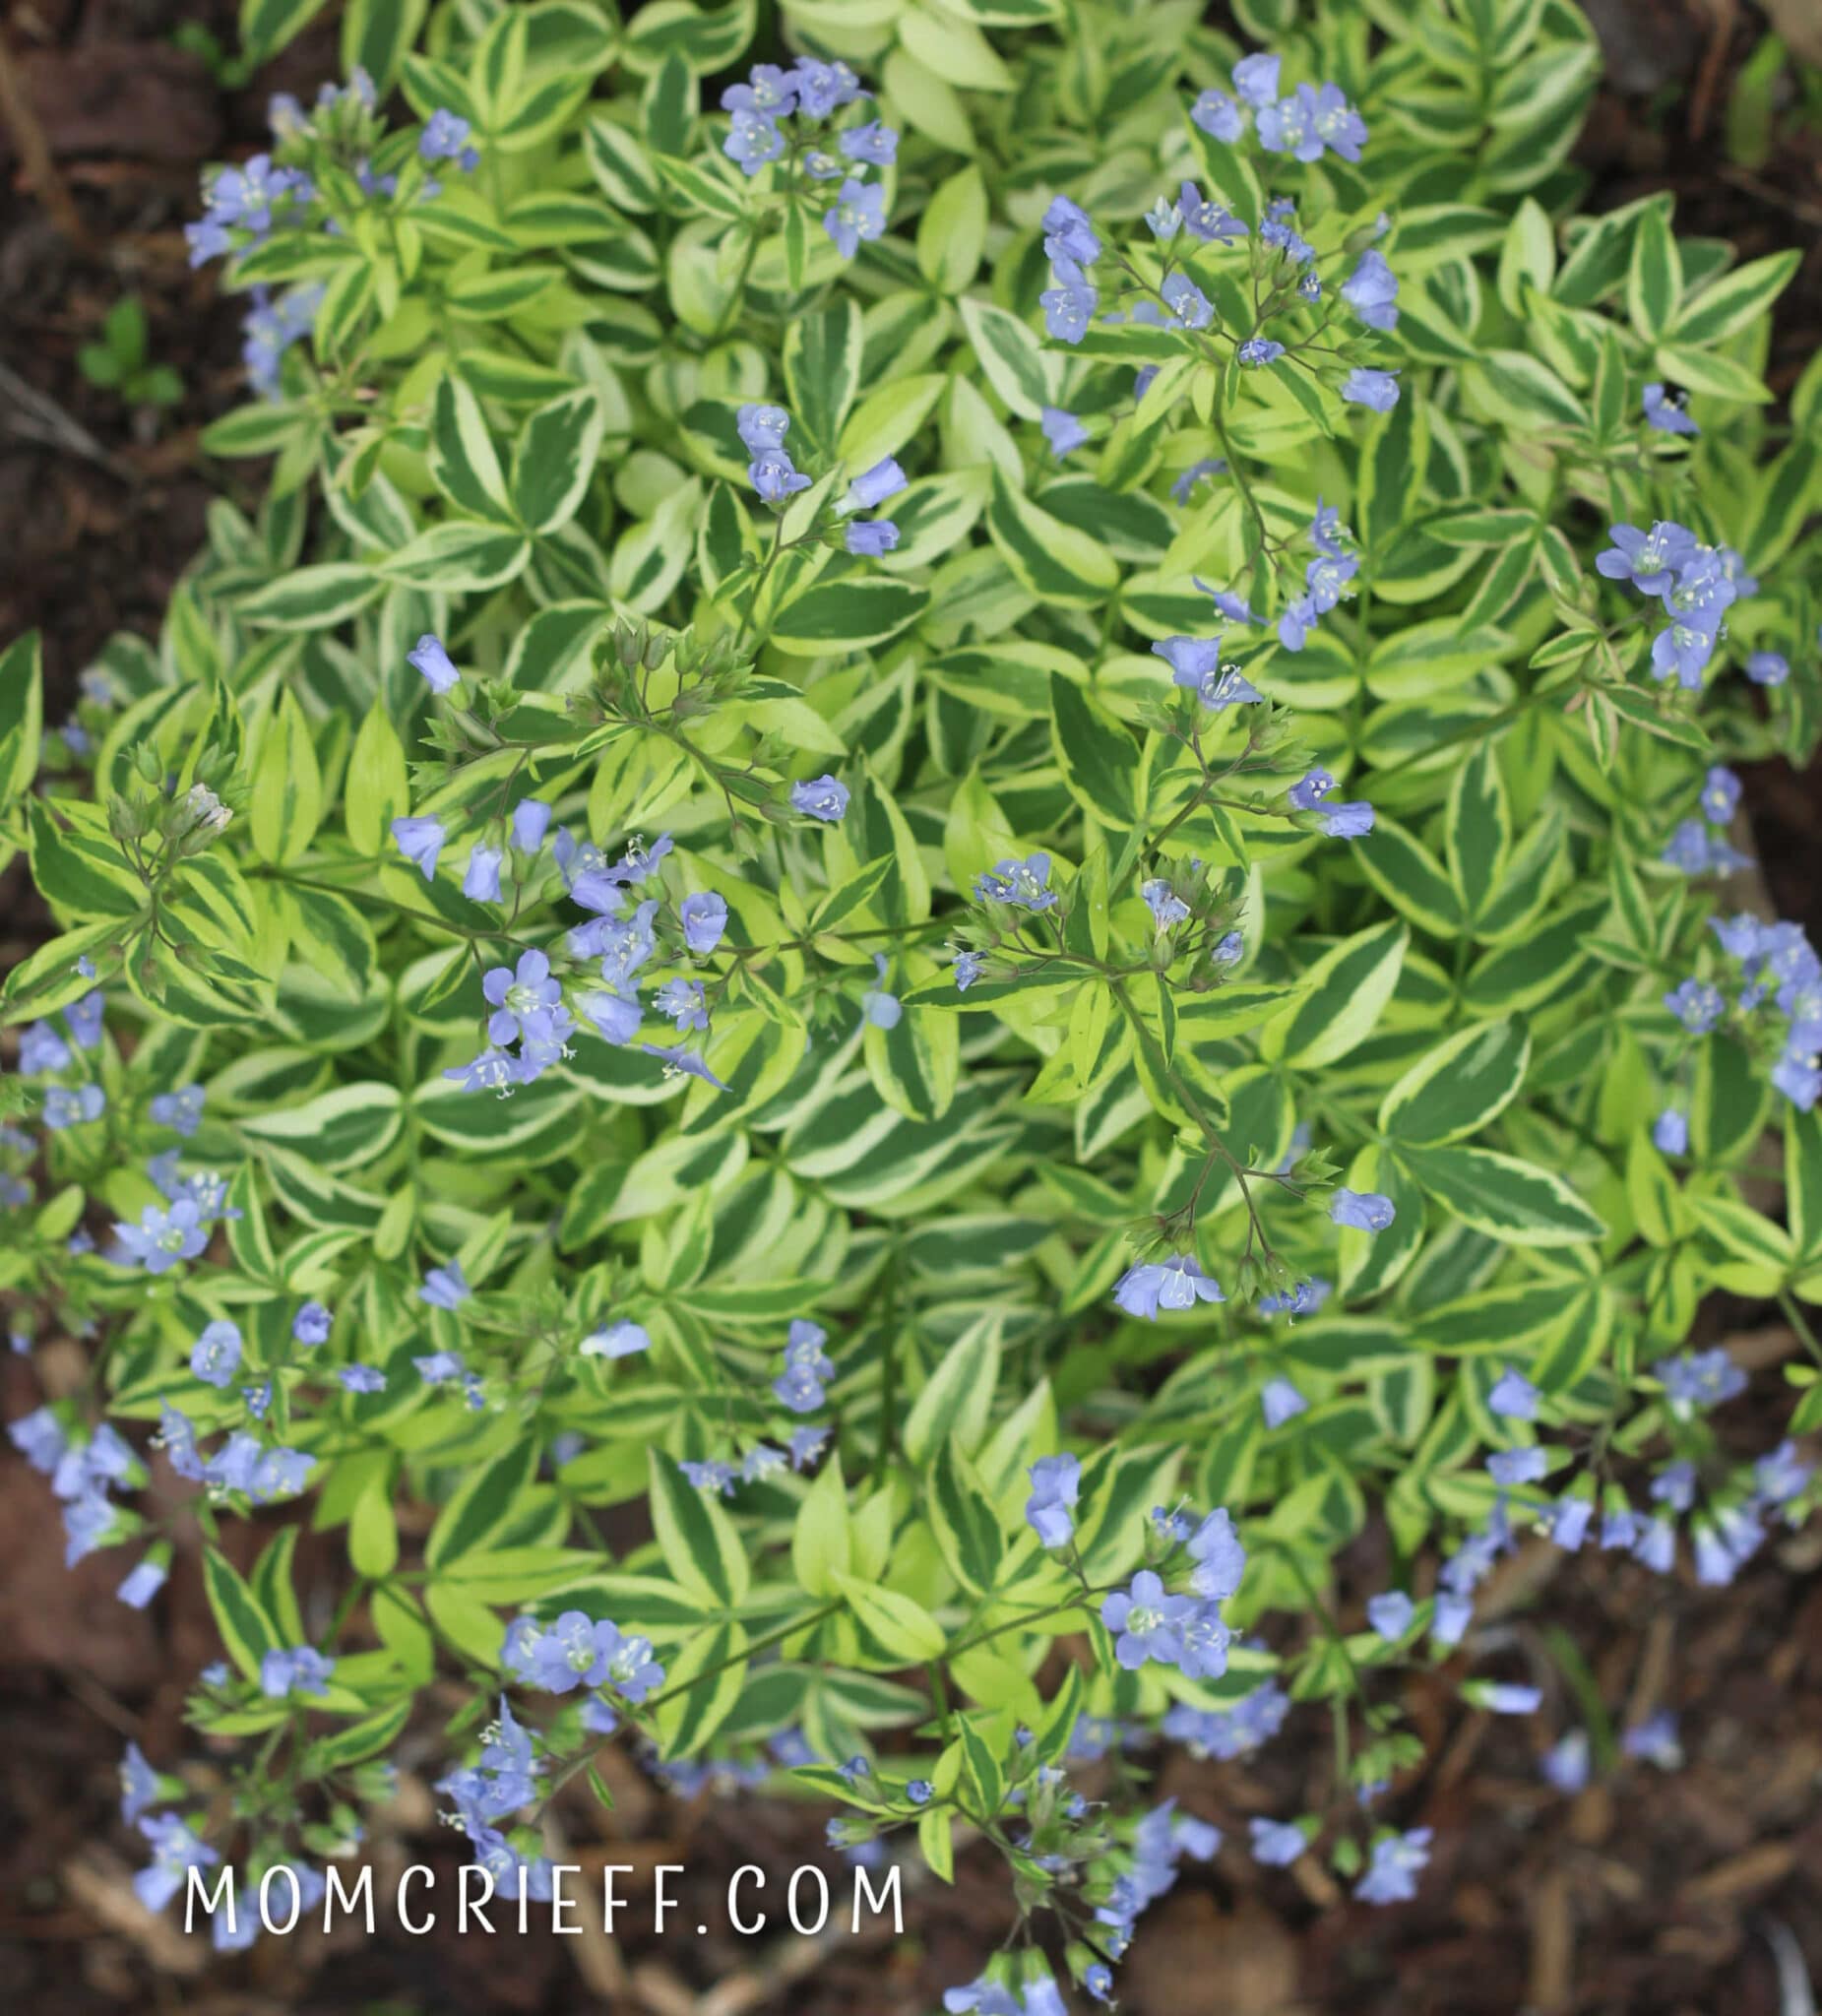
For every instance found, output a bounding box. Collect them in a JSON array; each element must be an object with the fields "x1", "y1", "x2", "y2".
[{"x1": 2, "y1": 0, "x2": 1820, "y2": 2004}]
